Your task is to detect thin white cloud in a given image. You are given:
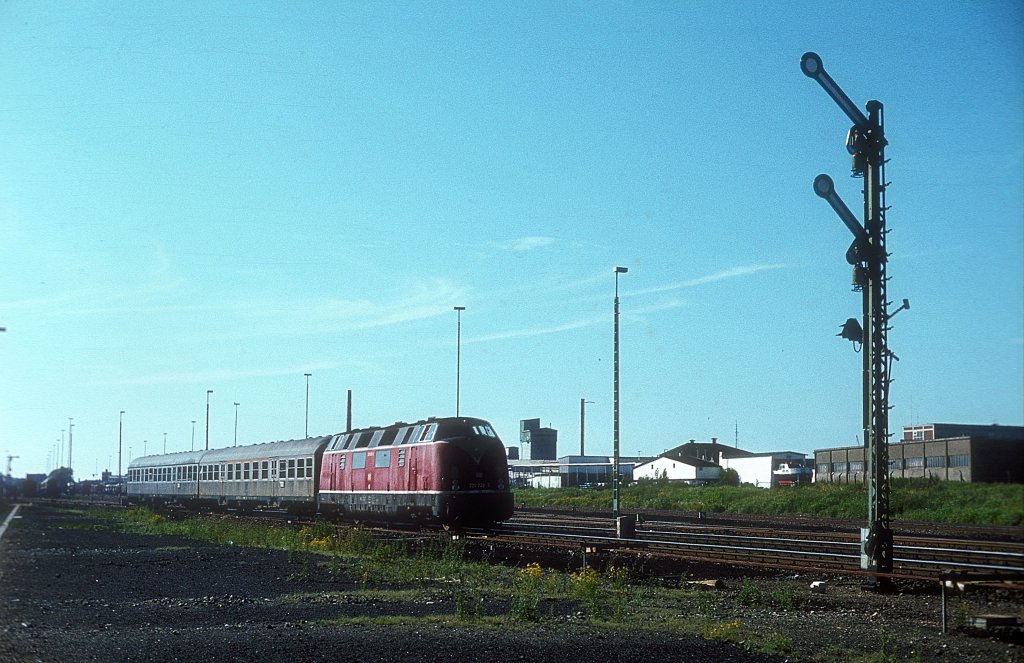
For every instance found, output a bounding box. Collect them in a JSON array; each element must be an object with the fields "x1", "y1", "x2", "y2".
[
  {"x1": 504, "y1": 236, "x2": 557, "y2": 252},
  {"x1": 464, "y1": 299, "x2": 685, "y2": 345},
  {"x1": 626, "y1": 264, "x2": 785, "y2": 297},
  {"x1": 465, "y1": 316, "x2": 605, "y2": 344},
  {"x1": 98, "y1": 359, "x2": 377, "y2": 387}
]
